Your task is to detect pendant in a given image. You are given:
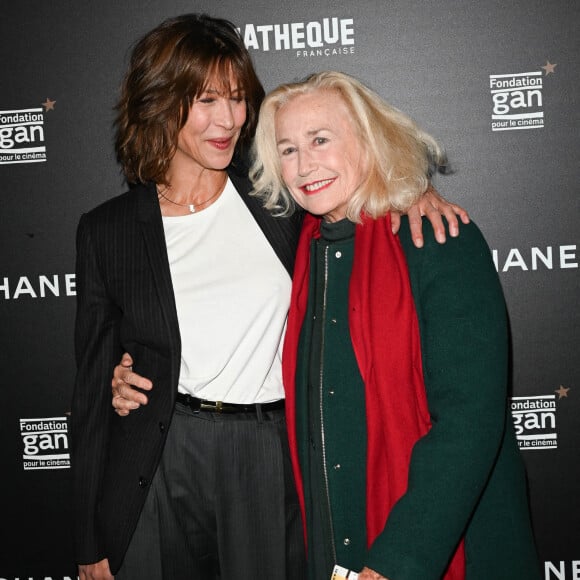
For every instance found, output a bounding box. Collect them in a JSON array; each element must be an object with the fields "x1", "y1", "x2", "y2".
[{"x1": 189, "y1": 204, "x2": 195, "y2": 213}]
